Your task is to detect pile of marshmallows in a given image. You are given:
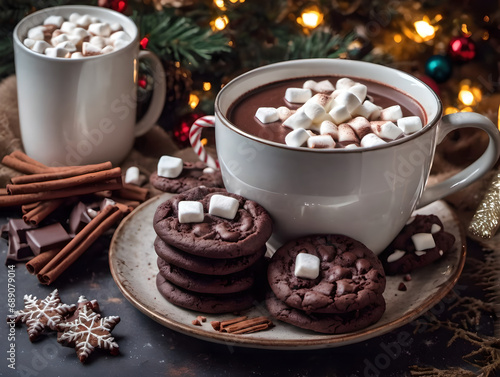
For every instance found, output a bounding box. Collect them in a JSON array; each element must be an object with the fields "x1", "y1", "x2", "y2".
[
  {"x1": 23, "y1": 13, "x2": 130, "y2": 58},
  {"x1": 255, "y1": 78, "x2": 423, "y2": 149}
]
